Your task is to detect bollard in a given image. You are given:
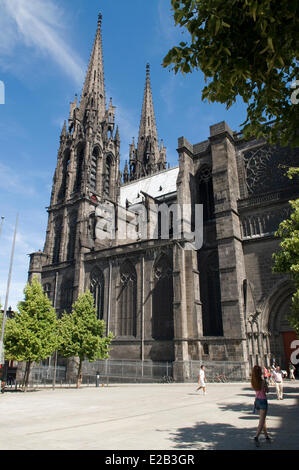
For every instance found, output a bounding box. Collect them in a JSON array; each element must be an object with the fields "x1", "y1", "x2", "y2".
[{"x1": 96, "y1": 371, "x2": 100, "y2": 387}]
